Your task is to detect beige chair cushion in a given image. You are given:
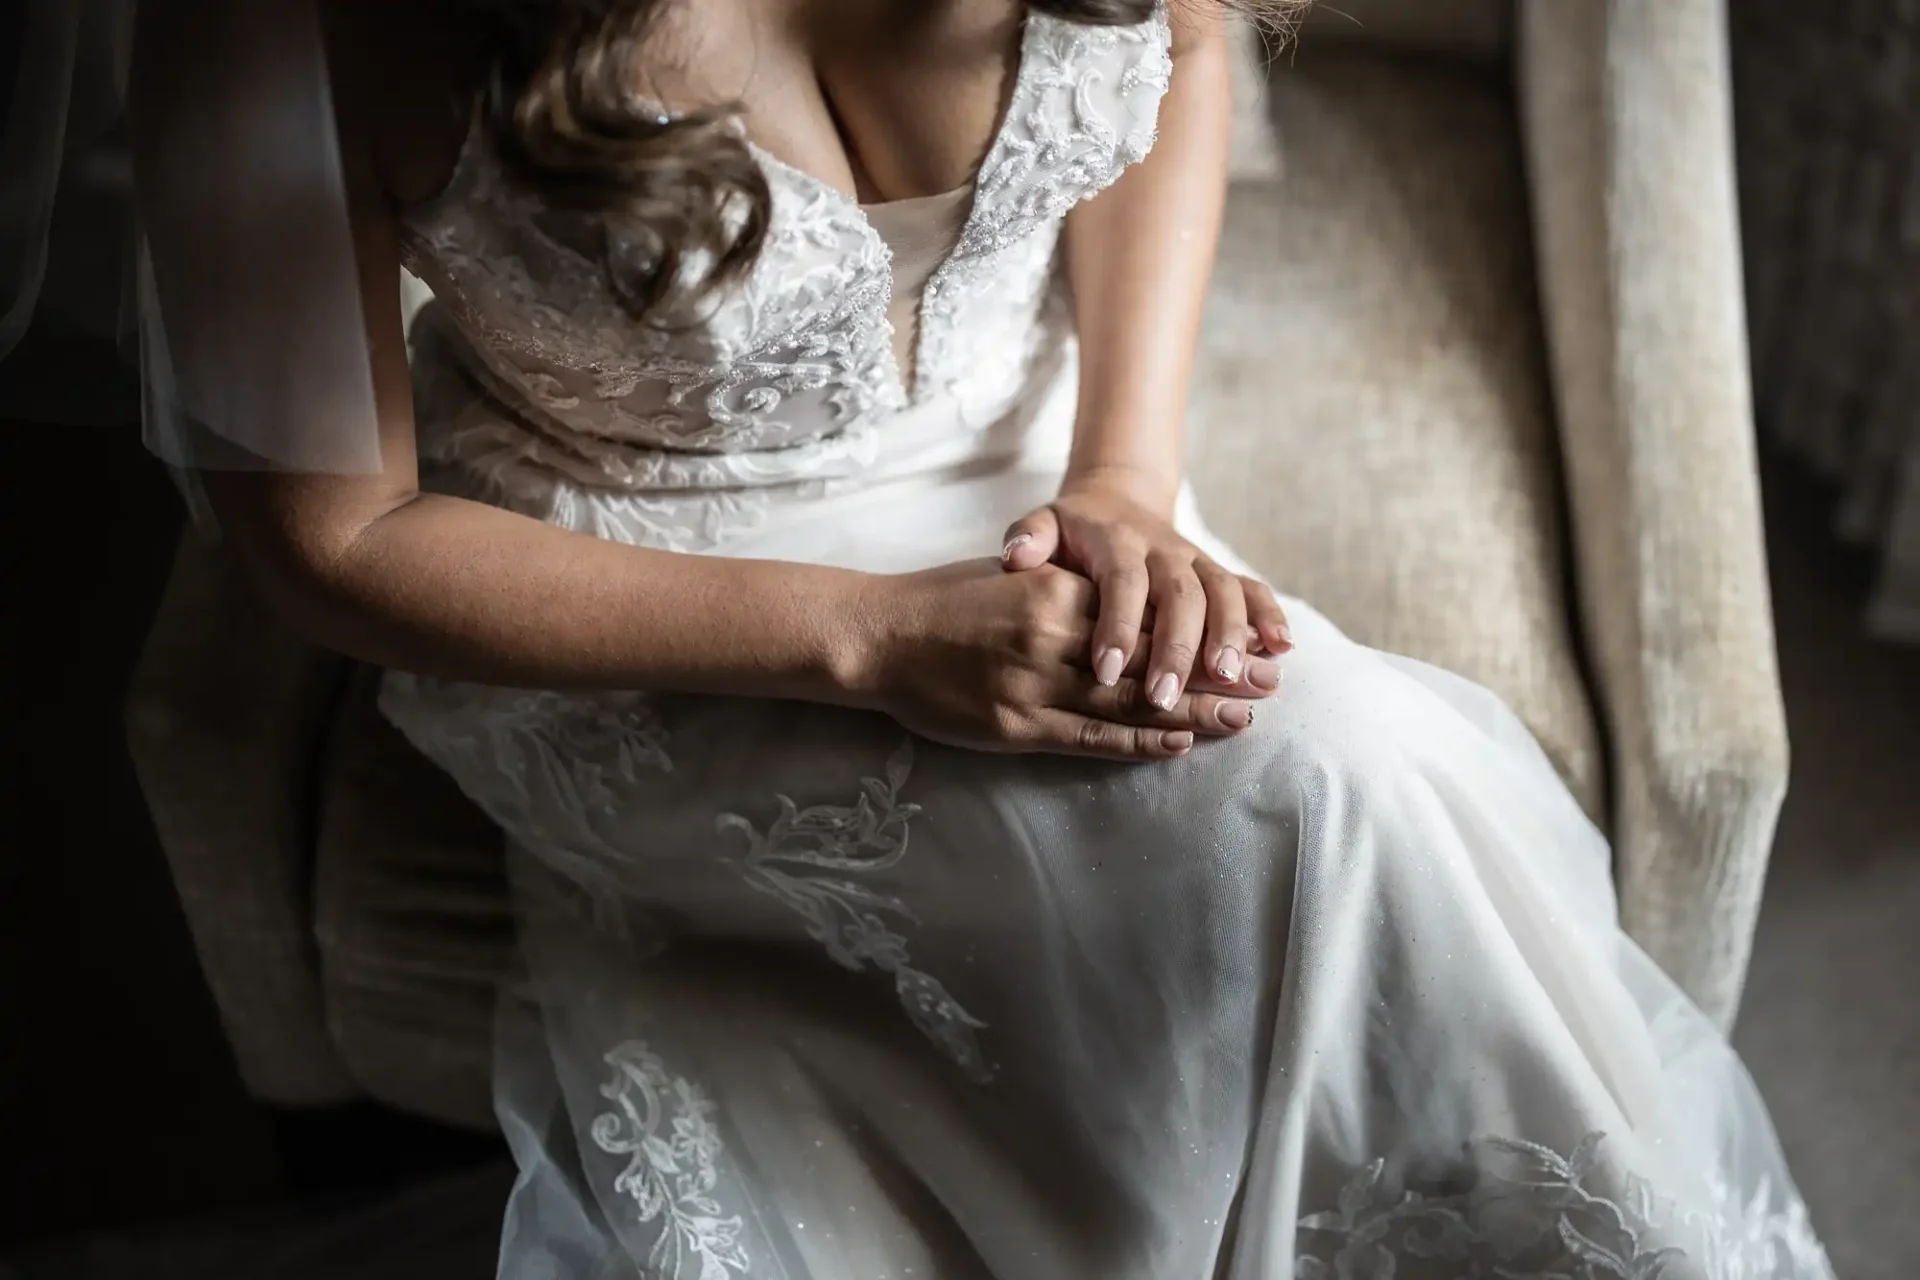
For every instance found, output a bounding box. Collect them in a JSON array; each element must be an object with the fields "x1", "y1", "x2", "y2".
[
  {"x1": 314, "y1": 669, "x2": 508, "y2": 1130},
  {"x1": 1231, "y1": 0, "x2": 1513, "y2": 180},
  {"x1": 1187, "y1": 48, "x2": 1604, "y2": 818},
  {"x1": 128, "y1": 536, "x2": 363, "y2": 1106}
]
